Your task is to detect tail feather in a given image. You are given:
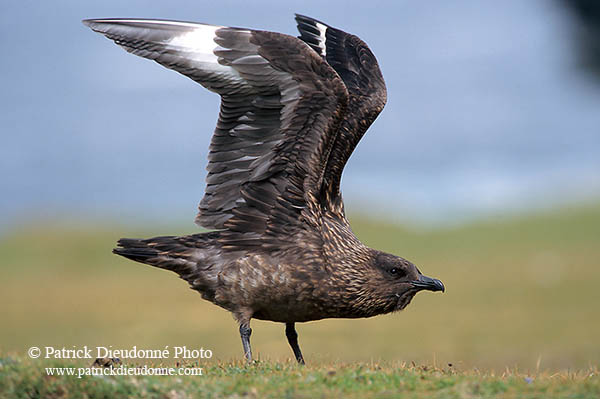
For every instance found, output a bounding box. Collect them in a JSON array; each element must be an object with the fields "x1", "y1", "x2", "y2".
[
  {"x1": 113, "y1": 238, "x2": 160, "y2": 263},
  {"x1": 113, "y1": 234, "x2": 208, "y2": 277},
  {"x1": 113, "y1": 236, "x2": 185, "y2": 268},
  {"x1": 113, "y1": 233, "x2": 221, "y2": 302}
]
